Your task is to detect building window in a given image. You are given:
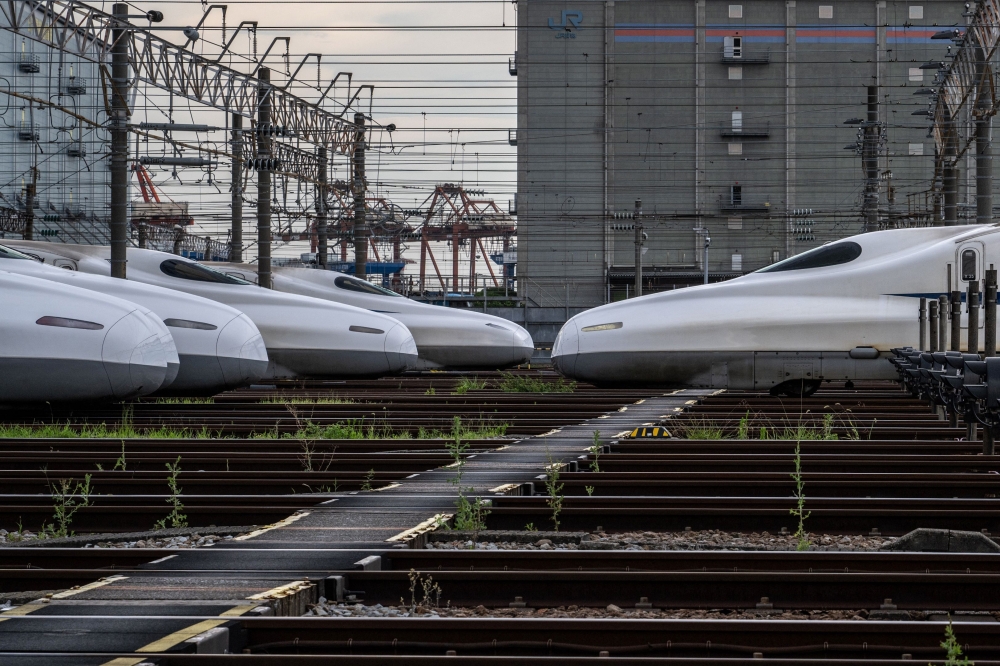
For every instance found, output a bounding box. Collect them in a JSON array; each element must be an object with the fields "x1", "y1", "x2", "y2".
[
  {"x1": 729, "y1": 65, "x2": 743, "y2": 80},
  {"x1": 772, "y1": 250, "x2": 781, "y2": 264},
  {"x1": 909, "y1": 67, "x2": 923, "y2": 82},
  {"x1": 909, "y1": 5, "x2": 923, "y2": 19},
  {"x1": 731, "y1": 253, "x2": 743, "y2": 272},
  {"x1": 728, "y1": 216, "x2": 743, "y2": 230},
  {"x1": 818, "y1": 5, "x2": 833, "y2": 19},
  {"x1": 724, "y1": 36, "x2": 743, "y2": 58},
  {"x1": 731, "y1": 110, "x2": 743, "y2": 131},
  {"x1": 729, "y1": 4, "x2": 743, "y2": 18},
  {"x1": 731, "y1": 185, "x2": 742, "y2": 206},
  {"x1": 908, "y1": 143, "x2": 924, "y2": 156},
  {"x1": 728, "y1": 142, "x2": 743, "y2": 156}
]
